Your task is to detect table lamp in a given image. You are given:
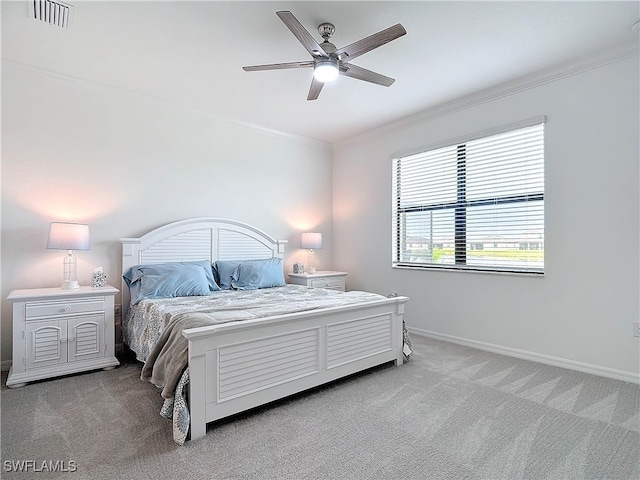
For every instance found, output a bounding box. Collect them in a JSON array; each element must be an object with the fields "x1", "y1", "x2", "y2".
[
  {"x1": 46, "y1": 222, "x2": 90, "y2": 289},
  {"x1": 300, "y1": 232, "x2": 322, "y2": 274}
]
